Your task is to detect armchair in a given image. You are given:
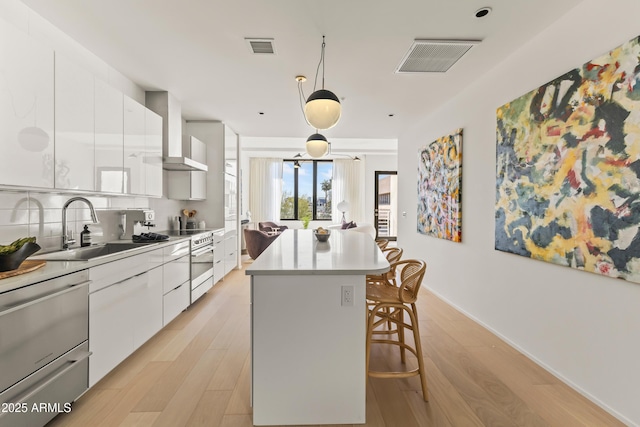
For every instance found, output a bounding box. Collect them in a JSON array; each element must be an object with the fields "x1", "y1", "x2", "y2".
[
  {"x1": 244, "y1": 229, "x2": 280, "y2": 259},
  {"x1": 258, "y1": 221, "x2": 289, "y2": 234}
]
